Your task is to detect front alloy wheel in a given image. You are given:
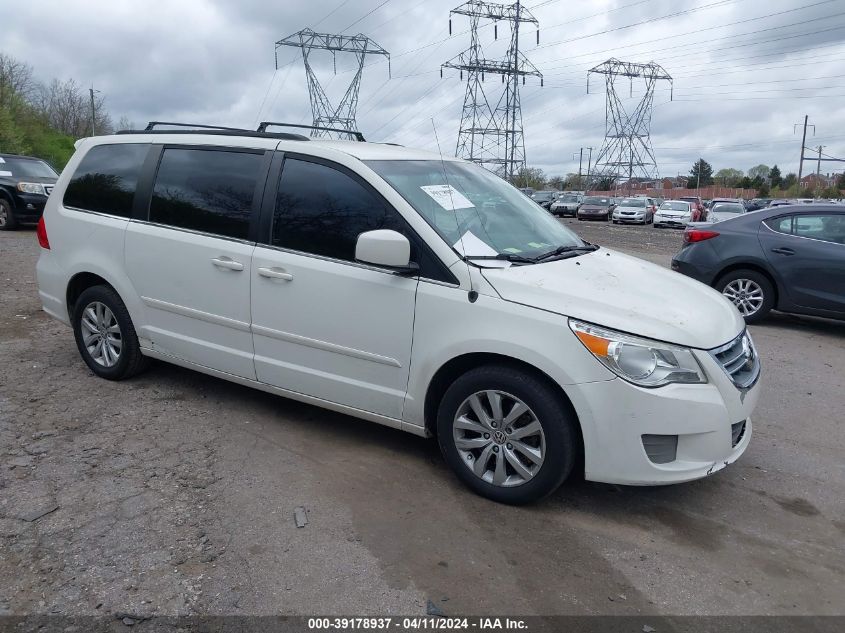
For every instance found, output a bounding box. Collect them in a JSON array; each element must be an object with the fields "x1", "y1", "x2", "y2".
[
  {"x1": 437, "y1": 365, "x2": 577, "y2": 504},
  {"x1": 453, "y1": 390, "x2": 545, "y2": 487}
]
